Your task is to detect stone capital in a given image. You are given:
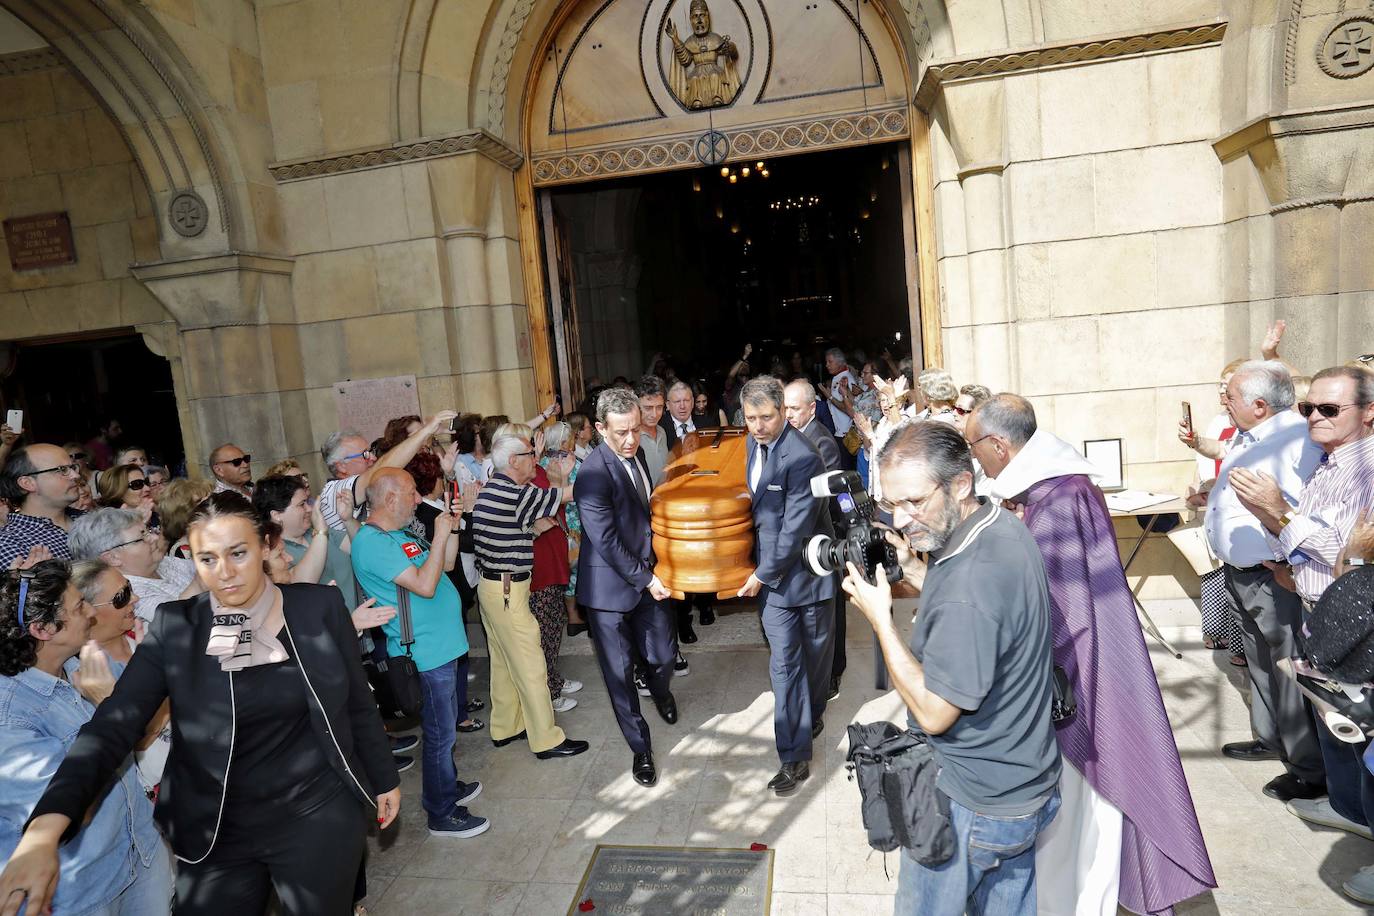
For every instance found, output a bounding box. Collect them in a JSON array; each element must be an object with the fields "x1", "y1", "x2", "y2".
[{"x1": 131, "y1": 252, "x2": 296, "y2": 329}]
